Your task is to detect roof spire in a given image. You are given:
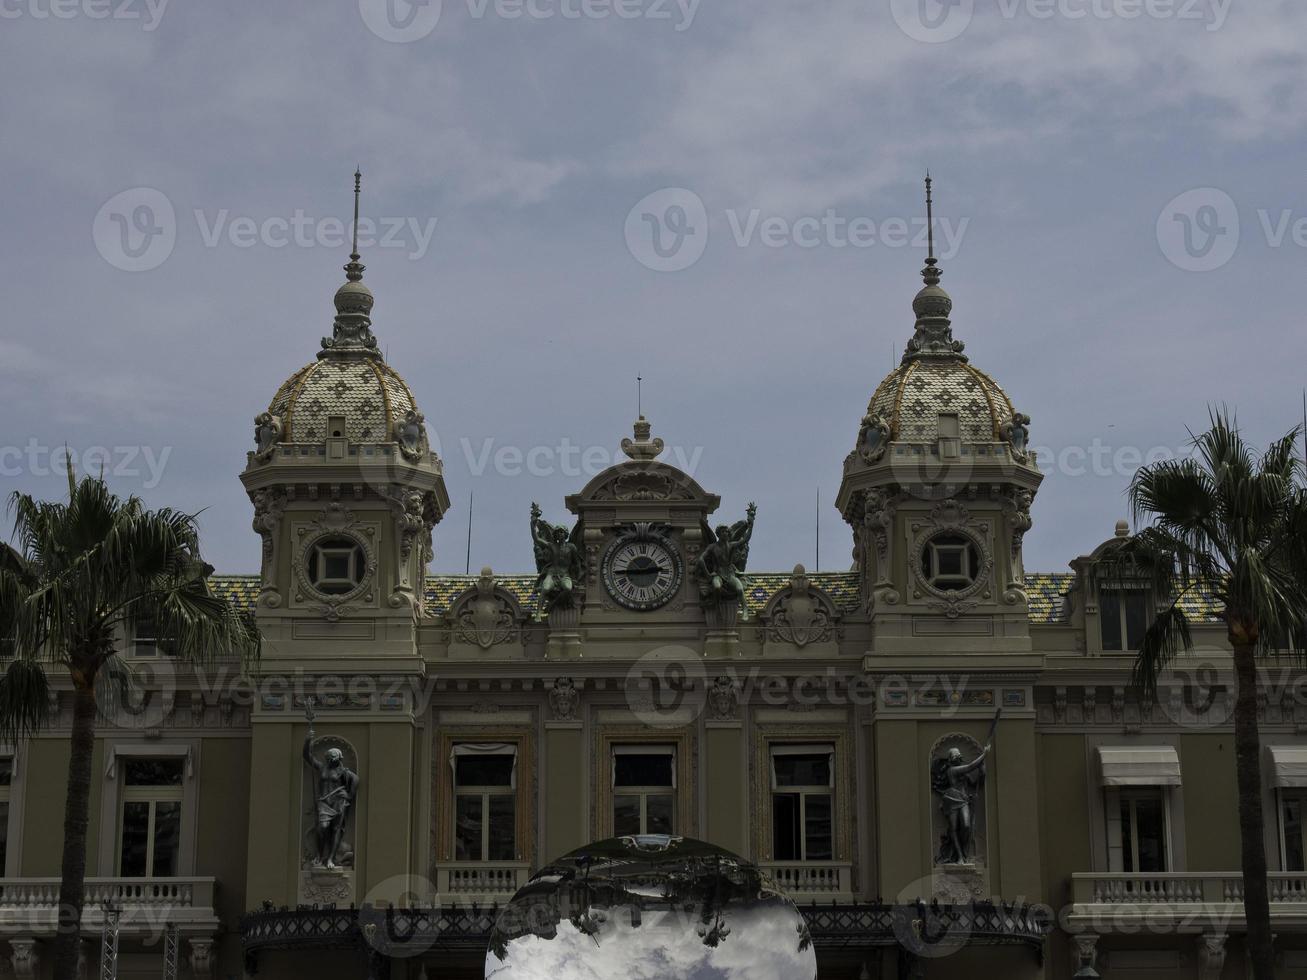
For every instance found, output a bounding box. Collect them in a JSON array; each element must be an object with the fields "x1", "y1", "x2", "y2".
[
  {"x1": 921, "y1": 171, "x2": 941, "y2": 288},
  {"x1": 345, "y1": 167, "x2": 365, "y2": 283},
  {"x1": 903, "y1": 171, "x2": 964, "y2": 364},
  {"x1": 320, "y1": 168, "x2": 379, "y2": 359}
]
